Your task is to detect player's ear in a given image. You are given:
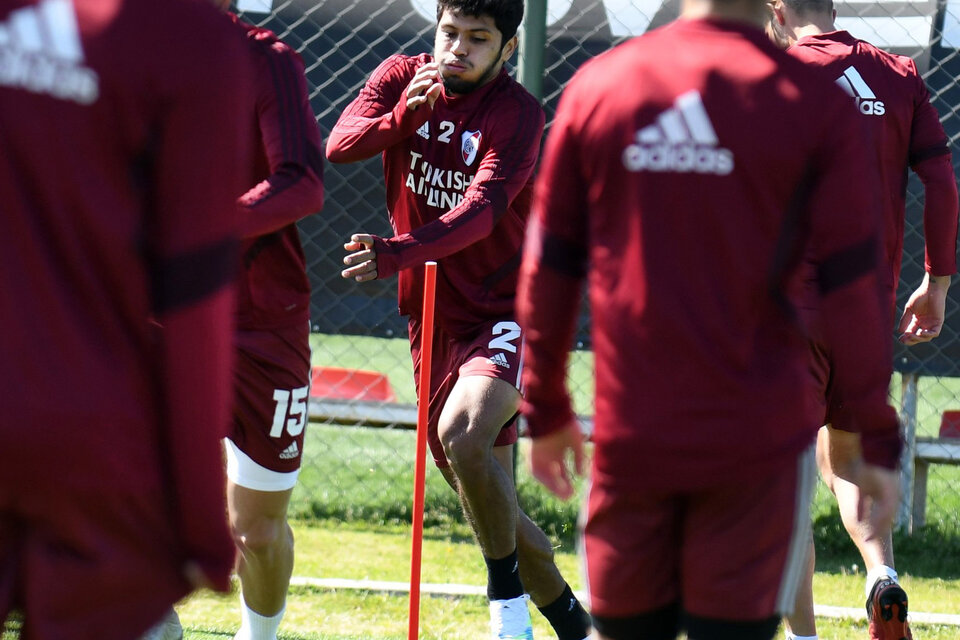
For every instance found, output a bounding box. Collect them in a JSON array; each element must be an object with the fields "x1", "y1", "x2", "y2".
[{"x1": 500, "y1": 35, "x2": 518, "y2": 62}]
